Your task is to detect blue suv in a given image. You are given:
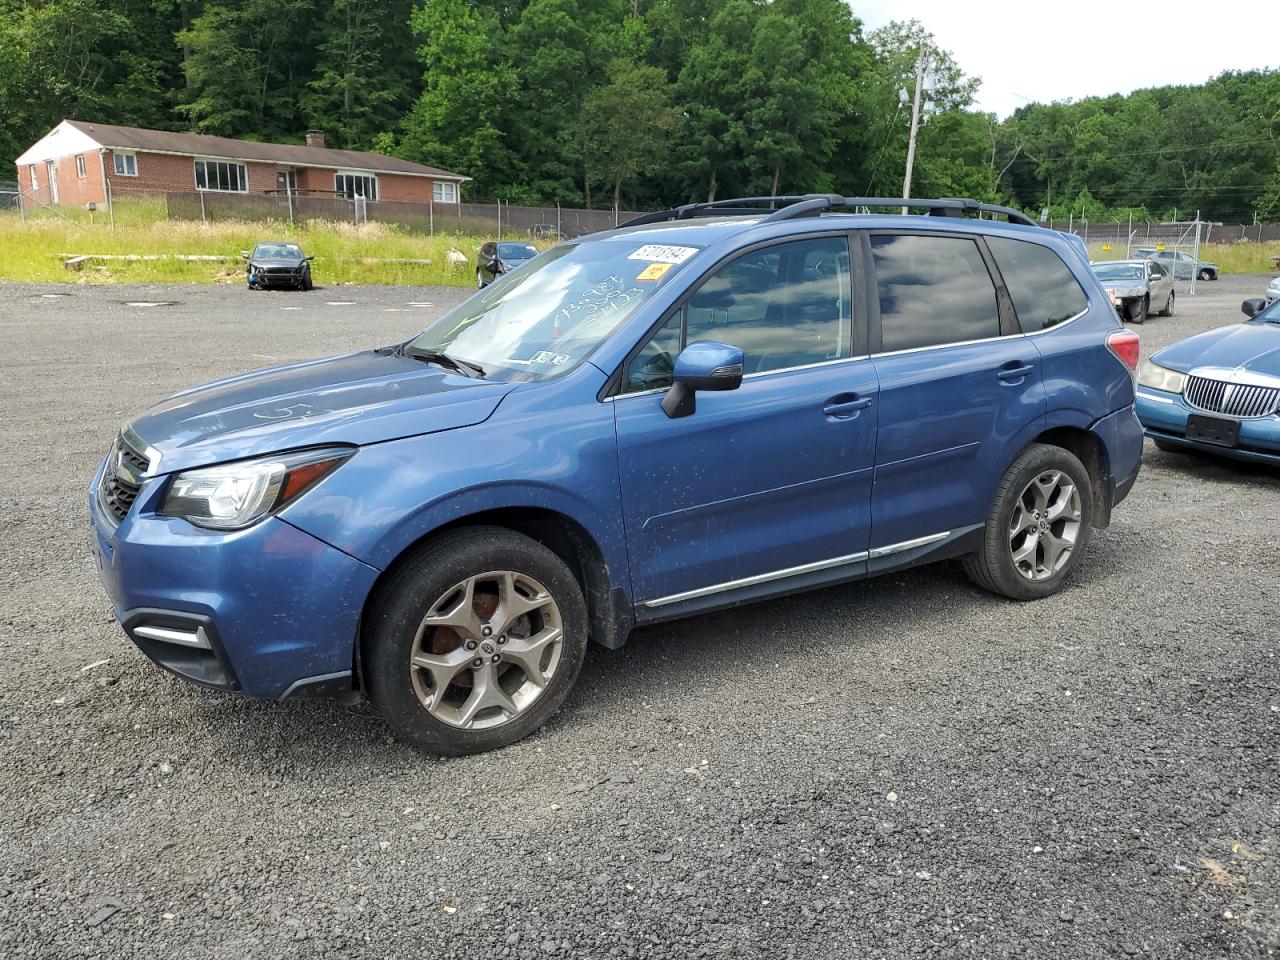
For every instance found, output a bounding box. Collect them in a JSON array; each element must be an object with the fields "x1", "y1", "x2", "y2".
[{"x1": 90, "y1": 195, "x2": 1143, "y2": 755}]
